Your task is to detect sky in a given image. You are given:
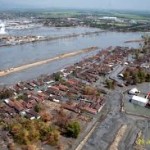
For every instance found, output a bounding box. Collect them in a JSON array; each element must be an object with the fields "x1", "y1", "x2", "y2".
[{"x1": 0, "y1": 0, "x2": 150, "y2": 11}]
